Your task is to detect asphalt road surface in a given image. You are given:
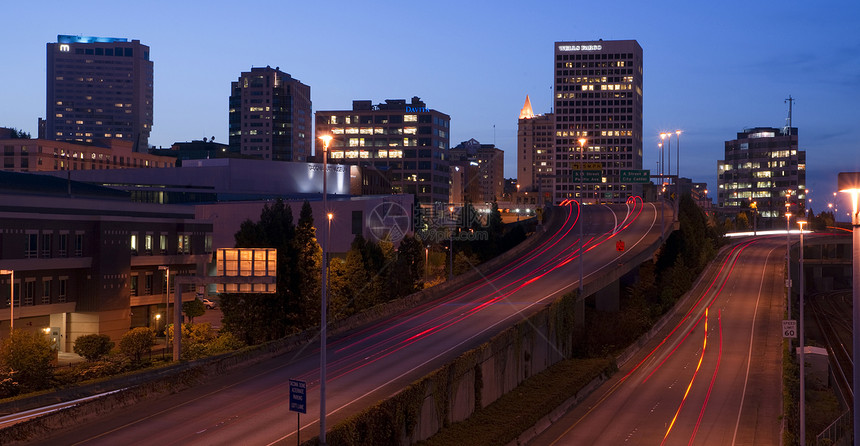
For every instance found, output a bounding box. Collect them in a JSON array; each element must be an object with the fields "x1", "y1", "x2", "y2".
[
  {"x1": 27, "y1": 201, "x2": 667, "y2": 445},
  {"x1": 528, "y1": 236, "x2": 786, "y2": 446}
]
